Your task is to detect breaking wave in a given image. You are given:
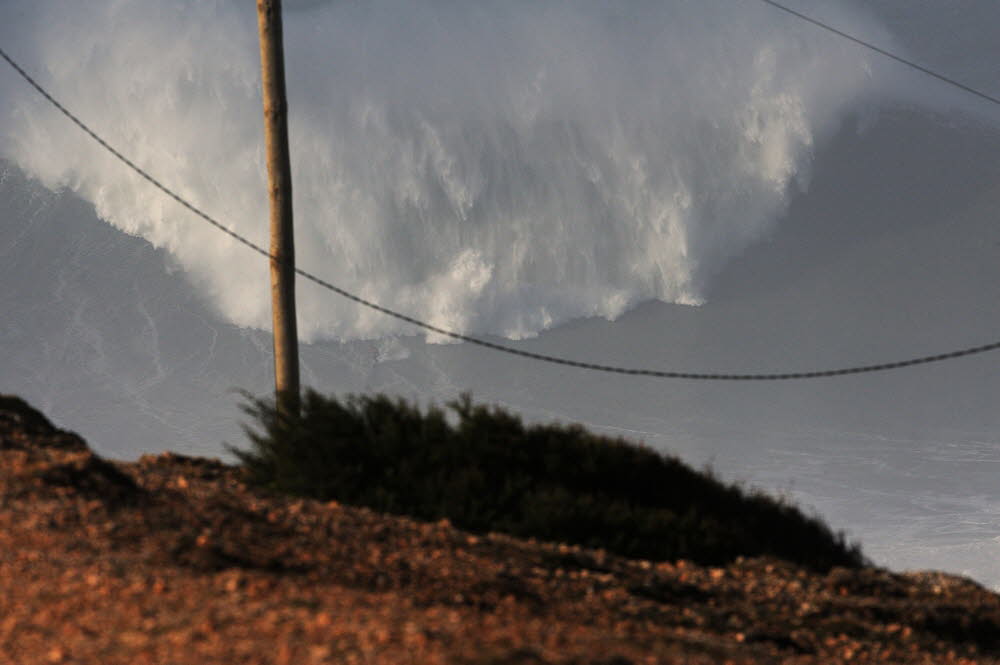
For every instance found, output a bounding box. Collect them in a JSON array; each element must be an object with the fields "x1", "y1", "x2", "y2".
[{"x1": 0, "y1": 0, "x2": 895, "y2": 341}]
